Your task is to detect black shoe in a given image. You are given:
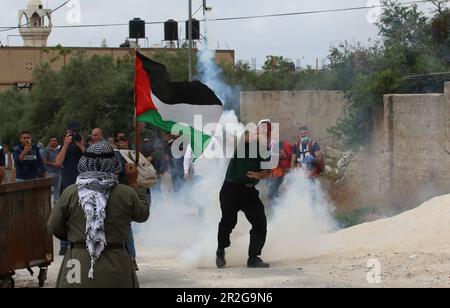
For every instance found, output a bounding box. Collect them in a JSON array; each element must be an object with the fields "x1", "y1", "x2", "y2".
[
  {"x1": 247, "y1": 257, "x2": 270, "y2": 268},
  {"x1": 216, "y1": 248, "x2": 226, "y2": 268},
  {"x1": 58, "y1": 246, "x2": 67, "y2": 256}
]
